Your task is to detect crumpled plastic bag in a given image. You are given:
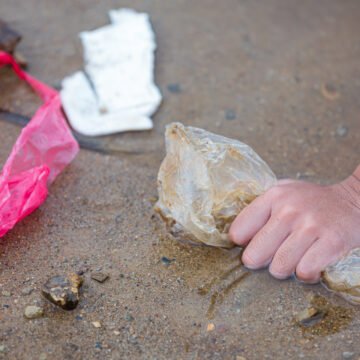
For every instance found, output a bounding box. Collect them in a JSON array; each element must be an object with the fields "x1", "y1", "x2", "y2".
[
  {"x1": 155, "y1": 122, "x2": 276, "y2": 248},
  {"x1": 0, "y1": 51, "x2": 79, "y2": 238},
  {"x1": 322, "y1": 248, "x2": 360, "y2": 304}
]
